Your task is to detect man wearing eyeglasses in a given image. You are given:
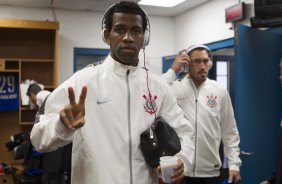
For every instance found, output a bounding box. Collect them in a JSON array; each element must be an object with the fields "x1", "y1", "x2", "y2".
[{"x1": 162, "y1": 45, "x2": 242, "y2": 184}]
